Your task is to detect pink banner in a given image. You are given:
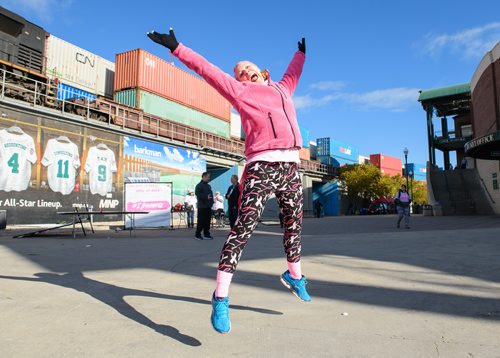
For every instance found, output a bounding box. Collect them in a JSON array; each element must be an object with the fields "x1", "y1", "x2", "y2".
[{"x1": 127, "y1": 201, "x2": 170, "y2": 211}]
